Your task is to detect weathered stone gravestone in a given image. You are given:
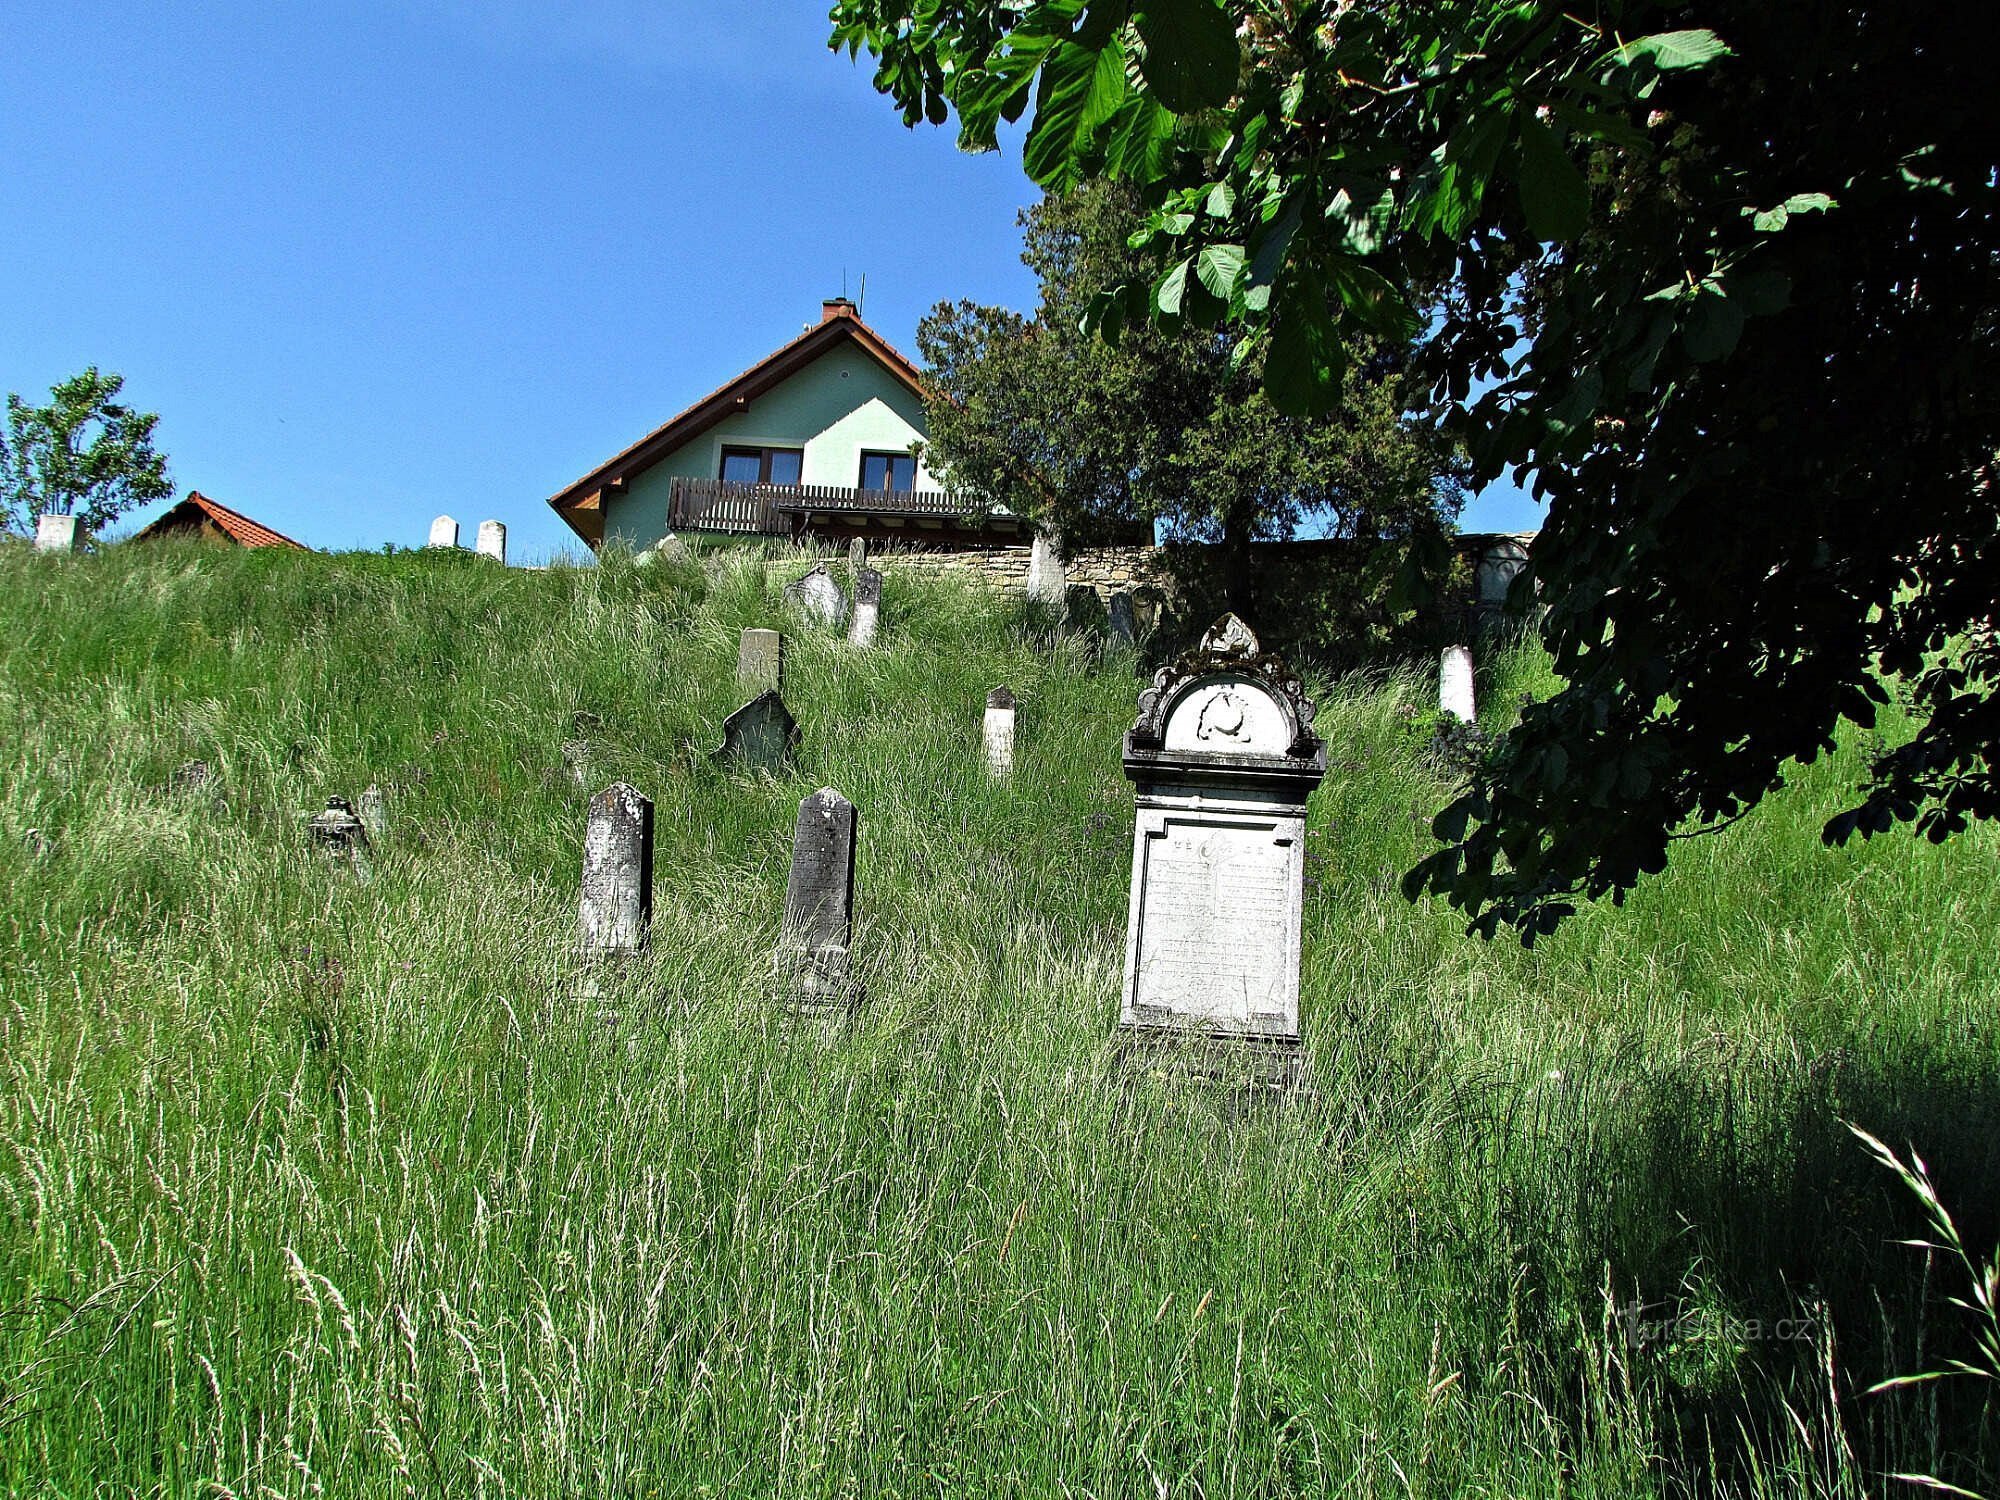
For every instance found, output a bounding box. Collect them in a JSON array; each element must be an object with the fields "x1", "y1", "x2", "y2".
[
  {"x1": 983, "y1": 687, "x2": 1016, "y2": 778},
  {"x1": 561, "y1": 738, "x2": 591, "y2": 791},
  {"x1": 358, "y1": 783, "x2": 389, "y2": 841},
  {"x1": 738, "y1": 628, "x2": 785, "y2": 692},
  {"x1": 778, "y1": 787, "x2": 858, "y2": 1010},
  {"x1": 848, "y1": 536, "x2": 868, "y2": 576},
  {"x1": 476, "y1": 520, "x2": 506, "y2": 563},
  {"x1": 428, "y1": 515, "x2": 459, "y2": 549},
  {"x1": 785, "y1": 562, "x2": 848, "y2": 627},
  {"x1": 1439, "y1": 645, "x2": 1476, "y2": 723},
  {"x1": 1107, "y1": 590, "x2": 1138, "y2": 647},
  {"x1": 307, "y1": 796, "x2": 372, "y2": 880},
  {"x1": 1119, "y1": 615, "x2": 1327, "y2": 1056},
  {"x1": 35, "y1": 514, "x2": 81, "y2": 553},
  {"x1": 849, "y1": 567, "x2": 883, "y2": 647},
  {"x1": 578, "y1": 783, "x2": 653, "y2": 960},
  {"x1": 1026, "y1": 530, "x2": 1067, "y2": 604},
  {"x1": 713, "y1": 691, "x2": 799, "y2": 772}
]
